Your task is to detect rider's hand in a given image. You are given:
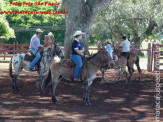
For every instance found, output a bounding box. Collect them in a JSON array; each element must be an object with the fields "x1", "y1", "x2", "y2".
[{"x1": 85, "y1": 55, "x2": 89, "y2": 58}]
